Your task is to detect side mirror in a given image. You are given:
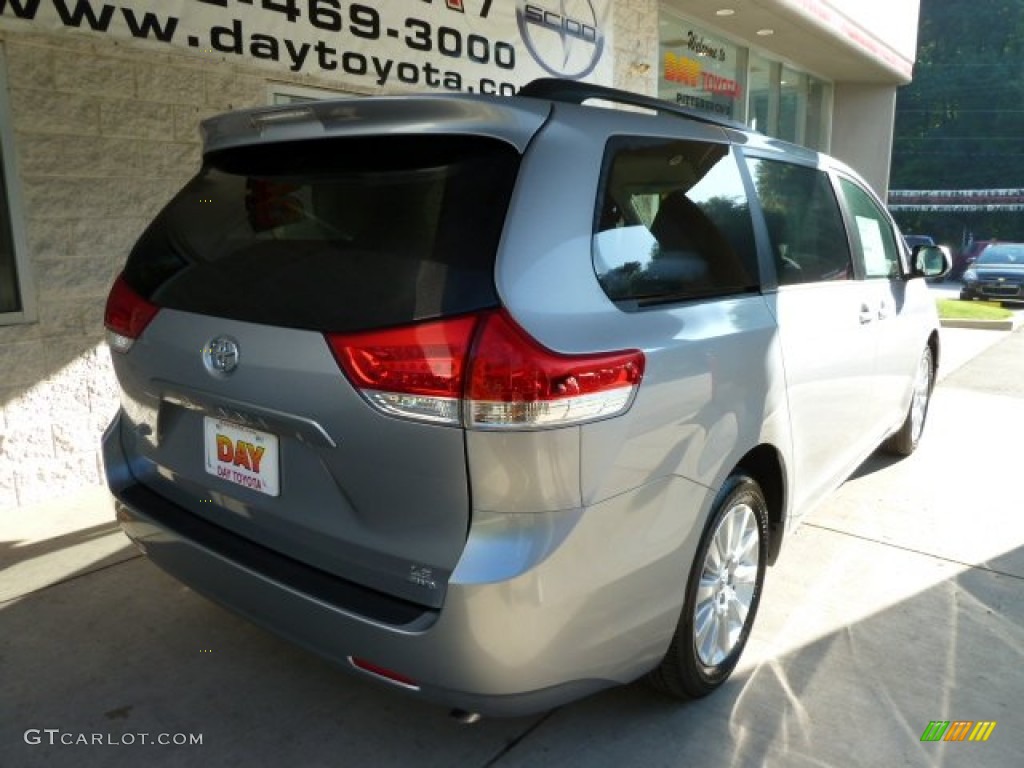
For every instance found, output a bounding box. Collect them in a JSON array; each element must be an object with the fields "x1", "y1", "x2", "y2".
[{"x1": 912, "y1": 244, "x2": 950, "y2": 279}]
